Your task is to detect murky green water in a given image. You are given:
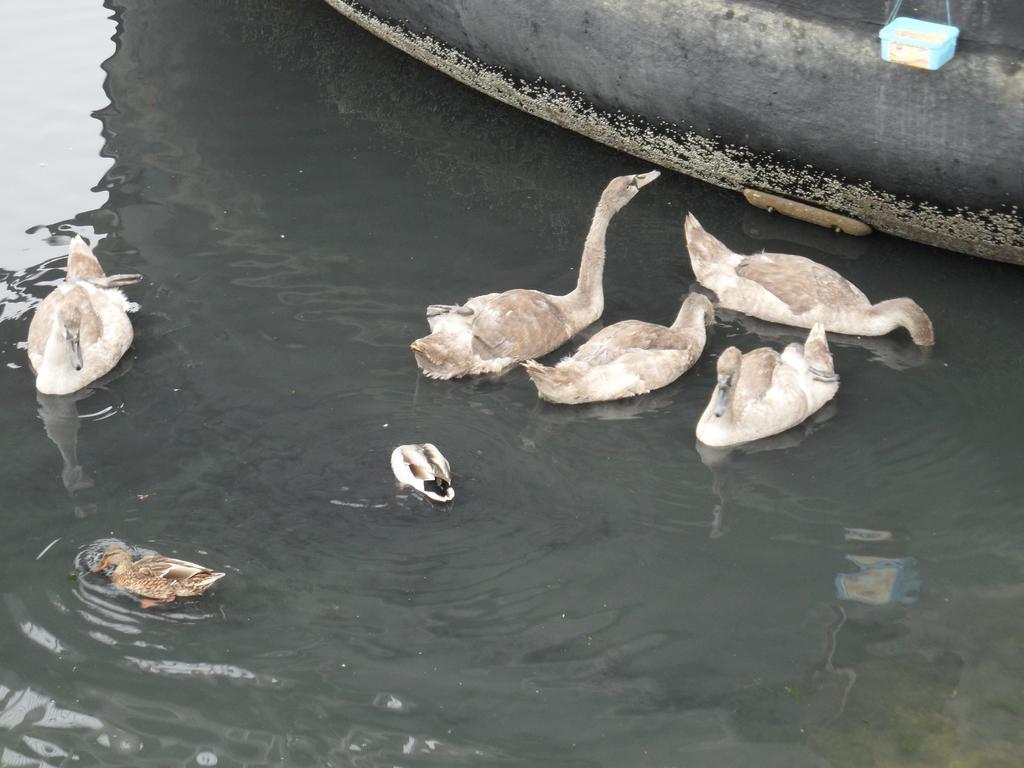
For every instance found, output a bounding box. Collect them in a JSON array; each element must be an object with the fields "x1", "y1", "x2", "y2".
[{"x1": 2, "y1": 1, "x2": 1023, "y2": 766}]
